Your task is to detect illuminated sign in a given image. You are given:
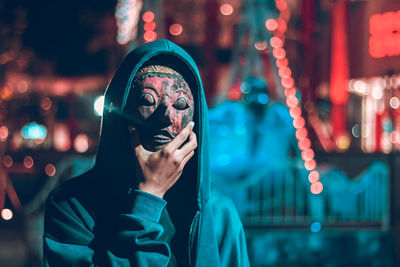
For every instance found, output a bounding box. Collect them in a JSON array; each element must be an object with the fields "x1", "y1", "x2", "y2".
[{"x1": 369, "y1": 10, "x2": 400, "y2": 58}]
